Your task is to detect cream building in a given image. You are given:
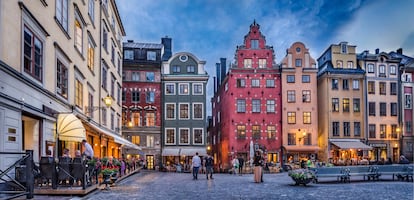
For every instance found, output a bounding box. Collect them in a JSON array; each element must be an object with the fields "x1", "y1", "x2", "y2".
[
  {"x1": 280, "y1": 42, "x2": 319, "y2": 163},
  {"x1": 0, "y1": 0, "x2": 139, "y2": 172}
]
